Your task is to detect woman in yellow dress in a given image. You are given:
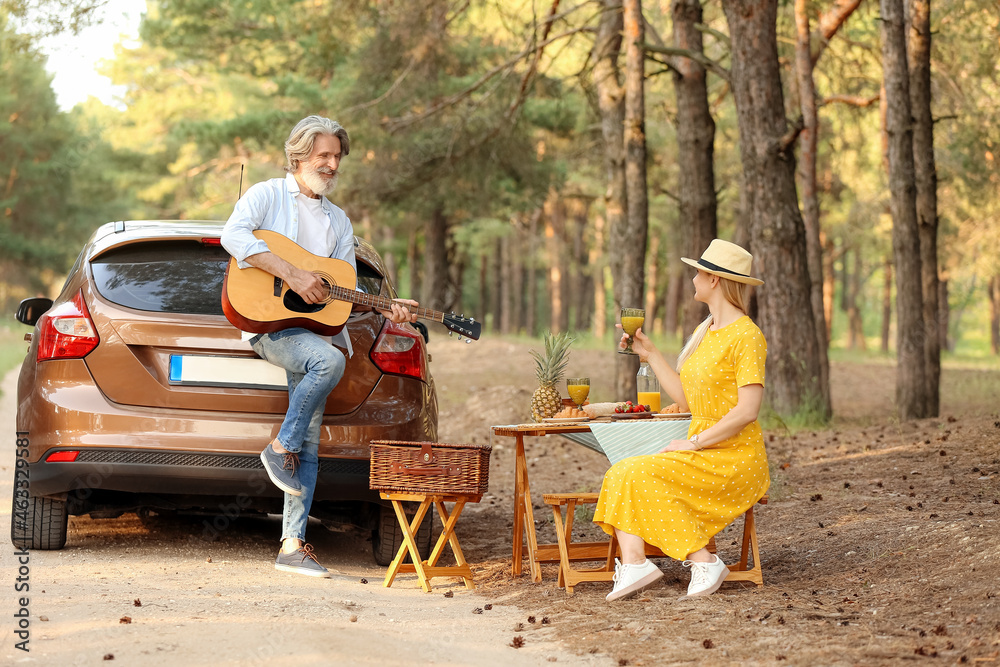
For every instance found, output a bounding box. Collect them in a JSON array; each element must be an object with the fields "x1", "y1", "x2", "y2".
[{"x1": 595, "y1": 239, "x2": 770, "y2": 601}]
